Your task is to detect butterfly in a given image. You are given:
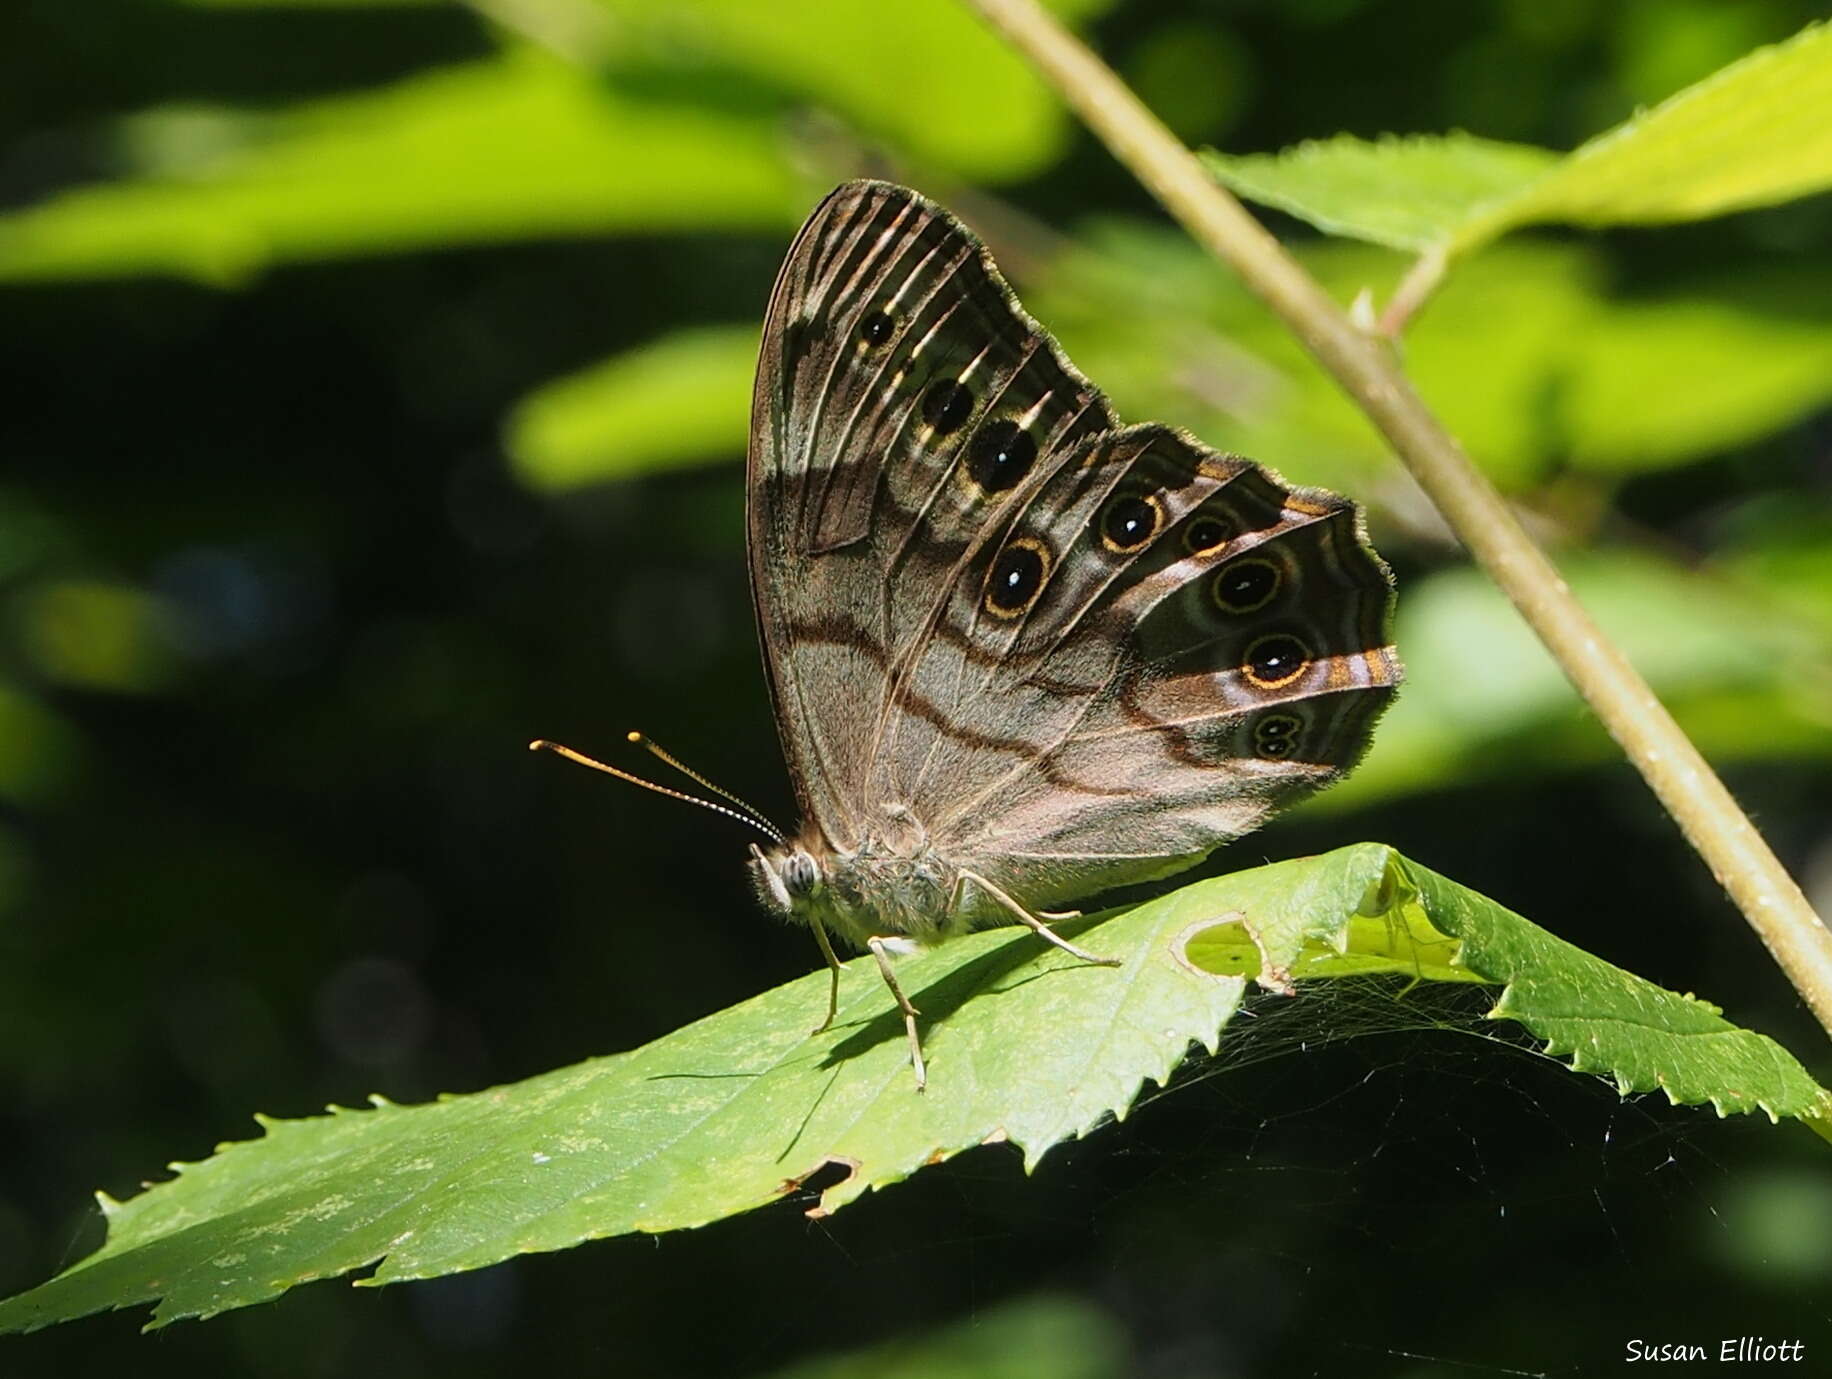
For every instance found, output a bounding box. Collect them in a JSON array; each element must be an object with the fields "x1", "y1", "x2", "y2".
[{"x1": 543, "y1": 181, "x2": 1400, "y2": 1089}]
